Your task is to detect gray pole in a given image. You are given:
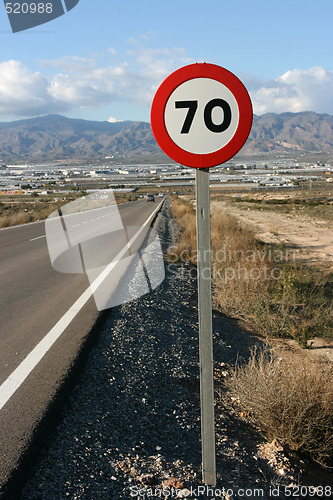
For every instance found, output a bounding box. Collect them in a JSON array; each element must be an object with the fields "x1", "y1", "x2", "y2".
[{"x1": 195, "y1": 167, "x2": 216, "y2": 486}]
